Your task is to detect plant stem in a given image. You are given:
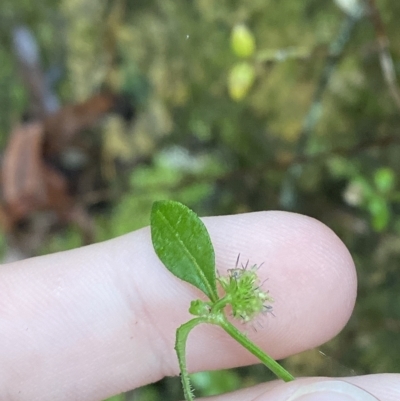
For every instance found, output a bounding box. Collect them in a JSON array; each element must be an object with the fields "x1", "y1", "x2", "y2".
[
  {"x1": 175, "y1": 310, "x2": 294, "y2": 401},
  {"x1": 211, "y1": 294, "x2": 231, "y2": 313},
  {"x1": 218, "y1": 317, "x2": 295, "y2": 382},
  {"x1": 175, "y1": 317, "x2": 209, "y2": 401}
]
